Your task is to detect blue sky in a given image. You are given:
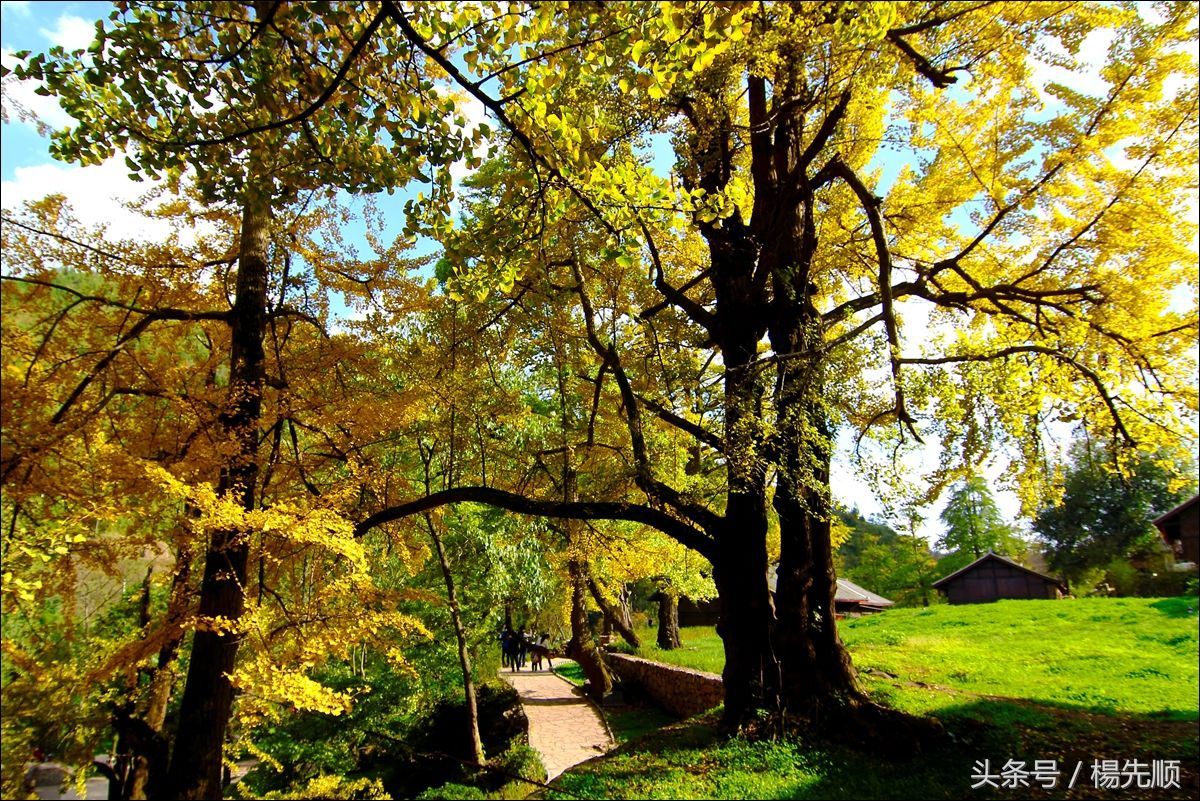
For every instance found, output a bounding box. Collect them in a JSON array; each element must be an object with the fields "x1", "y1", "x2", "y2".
[{"x1": 1, "y1": 1, "x2": 108, "y2": 177}]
